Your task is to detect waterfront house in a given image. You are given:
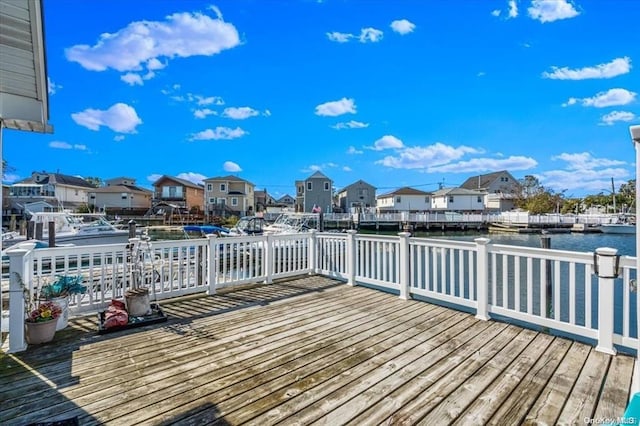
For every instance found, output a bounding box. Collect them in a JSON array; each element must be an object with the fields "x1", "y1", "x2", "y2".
[
  {"x1": 8, "y1": 171, "x2": 95, "y2": 215},
  {"x1": 431, "y1": 187, "x2": 485, "y2": 211},
  {"x1": 203, "y1": 175, "x2": 255, "y2": 218},
  {"x1": 152, "y1": 175, "x2": 204, "y2": 214},
  {"x1": 254, "y1": 189, "x2": 277, "y2": 213},
  {"x1": 295, "y1": 171, "x2": 333, "y2": 213},
  {"x1": 337, "y1": 180, "x2": 376, "y2": 213},
  {"x1": 87, "y1": 177, "x2": 152, "y2": 215},
  {"x1": 276, "y1": 194, "x2": 295, "y2": 208},
  {"x1": 376, "y1": 187, "x2": 431, "y2": 213},
  {"x1": 460, "y1": 170, "x2": 521, "y2": 211}
]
